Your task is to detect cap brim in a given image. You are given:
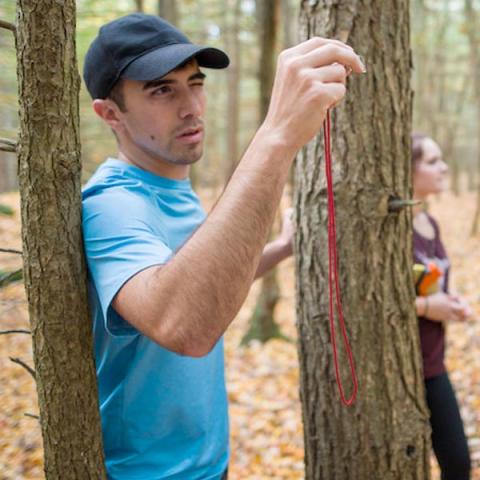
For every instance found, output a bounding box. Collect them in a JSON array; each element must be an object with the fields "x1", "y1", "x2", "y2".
[{"x1": 121, "y1": 43, "x2": 229, "y2": 81}]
